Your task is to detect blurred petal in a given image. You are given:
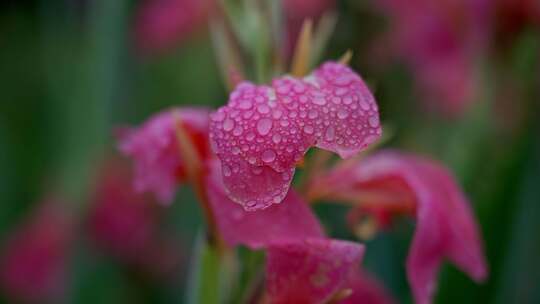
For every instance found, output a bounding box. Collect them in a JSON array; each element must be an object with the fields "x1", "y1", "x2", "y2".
[
  {"x1": 0, "y1": 201, "x2": 73, "y2": 303},
  {"x1": 266, "y1": 238, "x2": 364, "y2": 304},
  {"x1": 312, "y1": 150, "x2": 488, "y2": 304},
  {"x1": 339, "y1": 271, "x2": 395, "y2": 304},
  {"x1": 118, "y1": 107, "x2": 210, "y2": 203},
  {"x1": 205, "y1": 160, "x2": 324, "y2": 249},
  {"x1": 134, "y1": 0, "x2": 211, "y2": 53},
  {"x1": 372, "y1": 0, "x2": 491, "y2": 115},
  {"x1": 88, "y1": 158, "x2": 185, "y2": 280},
  {"x1": 209, "y1": 62, "x2": 381, "y2": 210}
]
